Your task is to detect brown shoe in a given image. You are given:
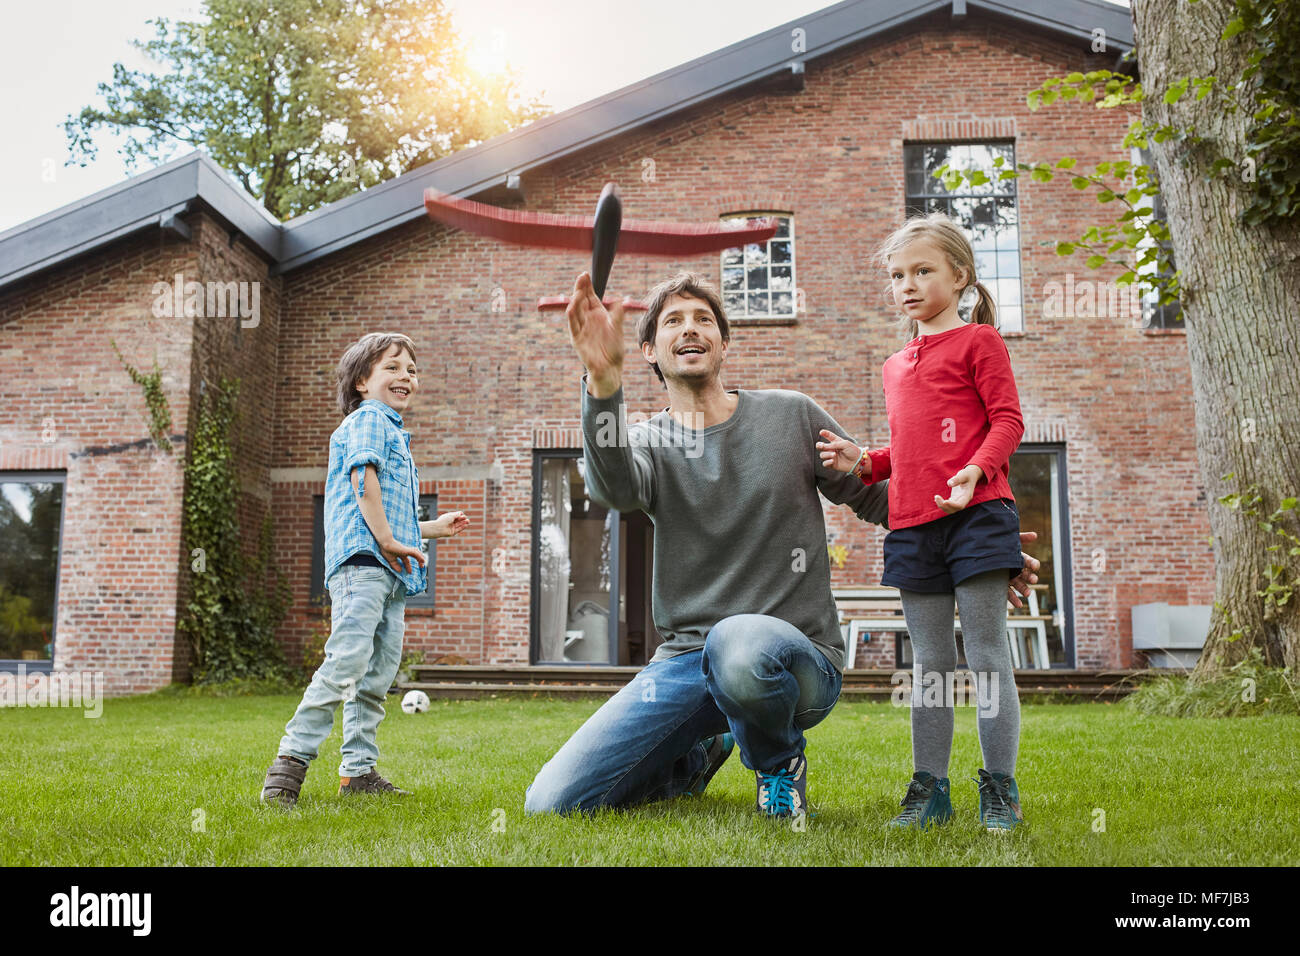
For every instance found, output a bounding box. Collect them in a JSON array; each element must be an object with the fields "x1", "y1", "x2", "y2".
[
  {"x1": 261, "y1": 755, "x2": 308, "y2": 807},
  {"x1": 339, "y1": 769, "x2": 411, "y2": 796}
]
